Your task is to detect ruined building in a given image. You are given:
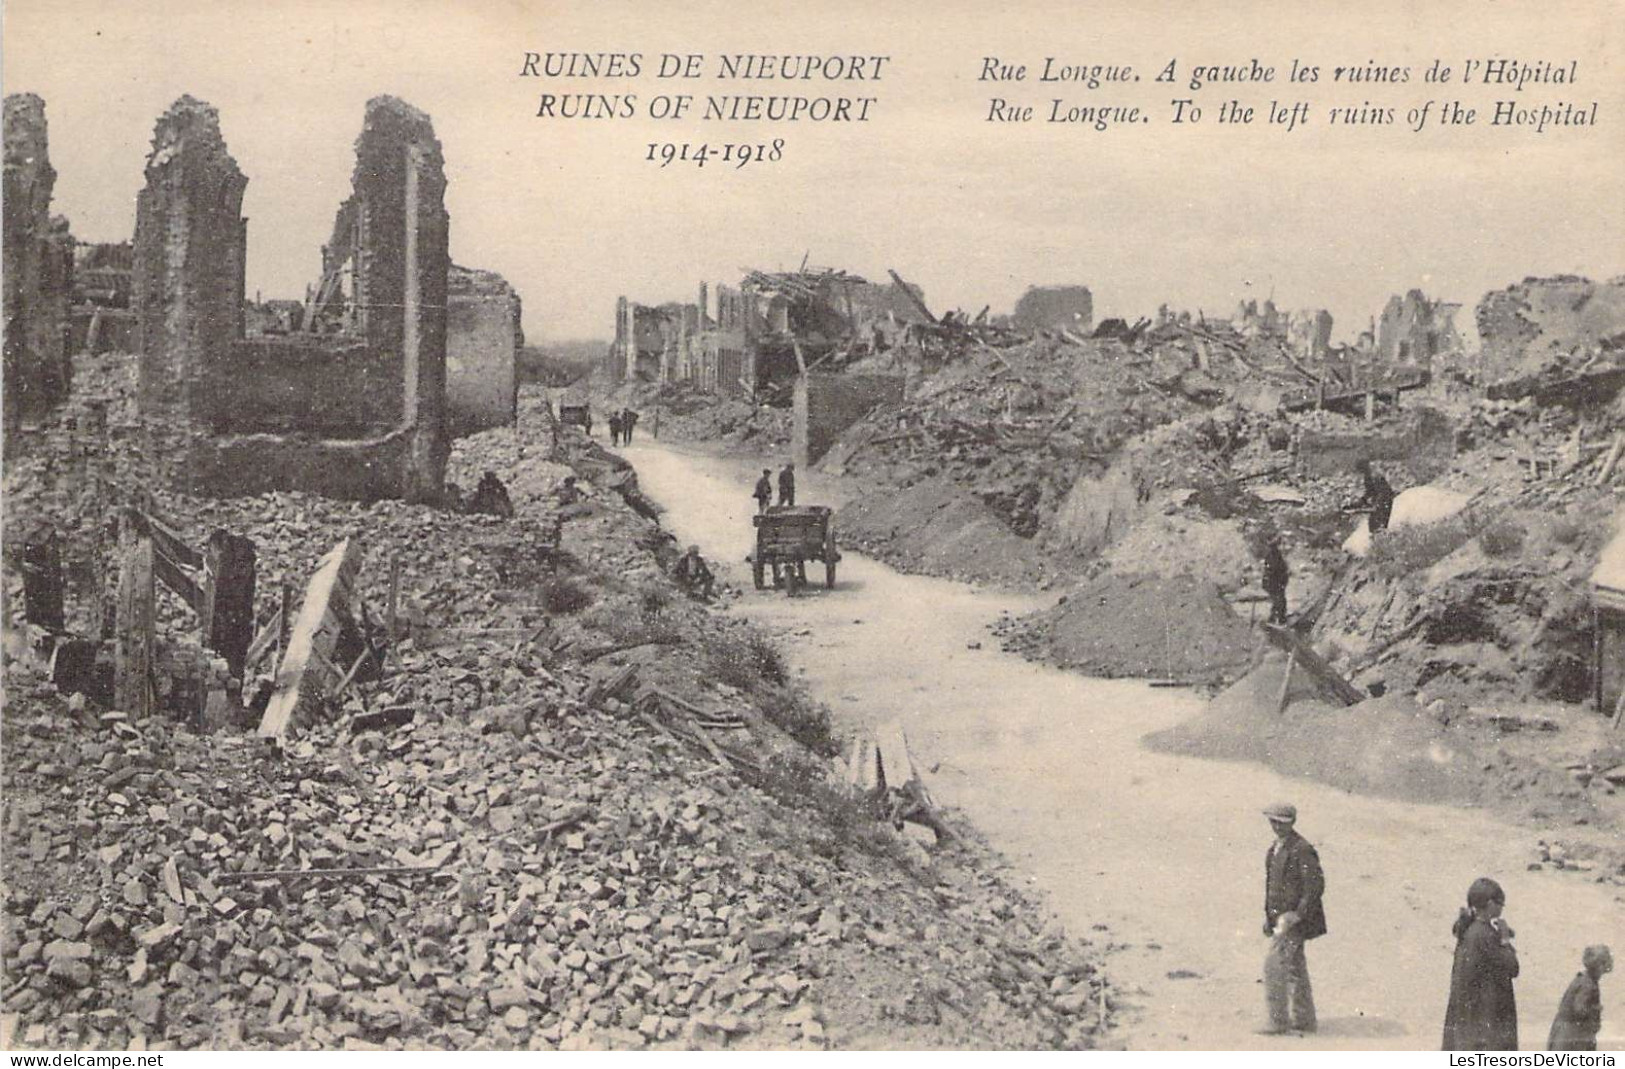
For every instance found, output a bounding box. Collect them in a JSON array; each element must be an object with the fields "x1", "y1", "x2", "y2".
[
  {"x1": 1375, "y1": 289, "x2": 1463, "y2": 367},
  {"x1": 446, "y1": 264, "x2": 523, "y2": 436},
  {"x1": 614, "y1": 267, "x2": 931, "y2": 399},
  {"x1": 1011, "y1": 285, "x2": 1093, "y2": 333},
  {"x1": 1476, "y1": 276, "x2": 1625, "y2": 387},
  {"x1": 3, "y1": 94, "x2": 75, "y2": 437},
  {"x1": 70, "y1": 242, "x2": 138, "y2": 355},
  {"x1": 133, "y1": 95, "x2": 451, "y2": 502}
]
